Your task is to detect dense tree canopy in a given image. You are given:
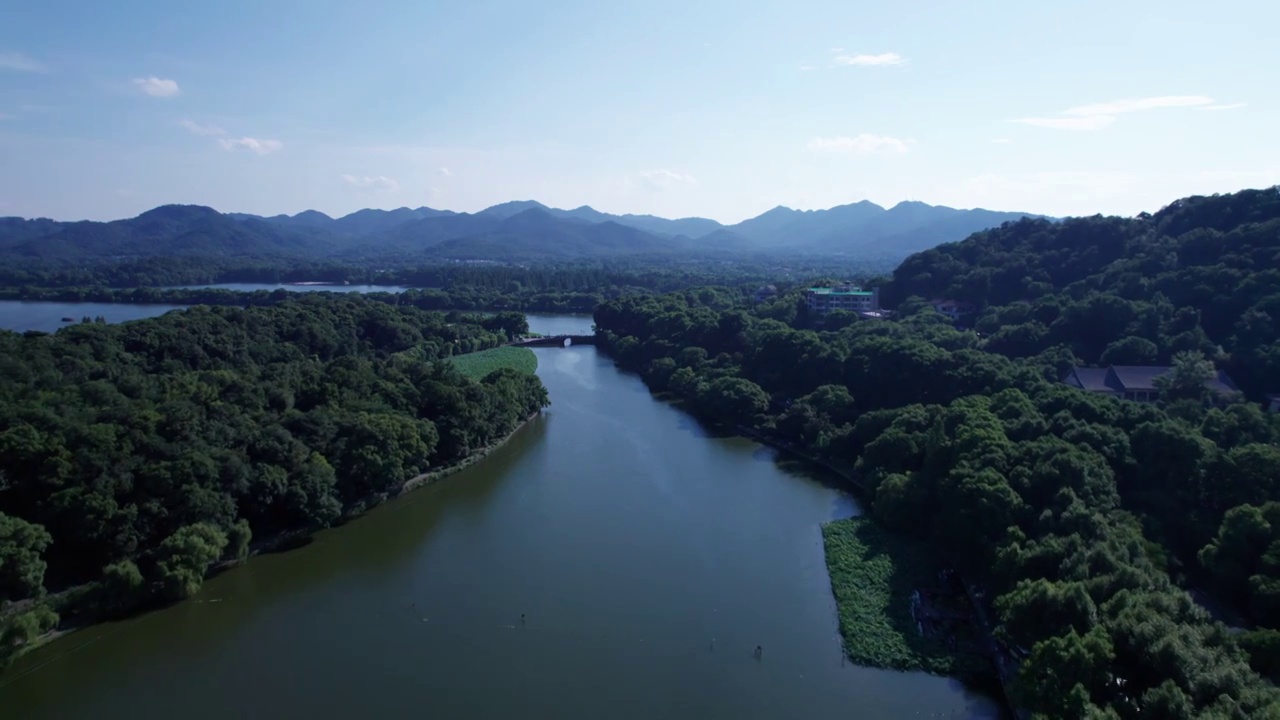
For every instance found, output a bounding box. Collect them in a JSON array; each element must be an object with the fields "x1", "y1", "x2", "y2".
[
  {"x1": 885, "y1": 186, "x2": 1280, "y2": 400},
  {"x1": 0, "y1": 294, "x2": 548, "y2": 658},
  {"x1": 593, "y1": 187, "x2": 1280, "y2": 720}
]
